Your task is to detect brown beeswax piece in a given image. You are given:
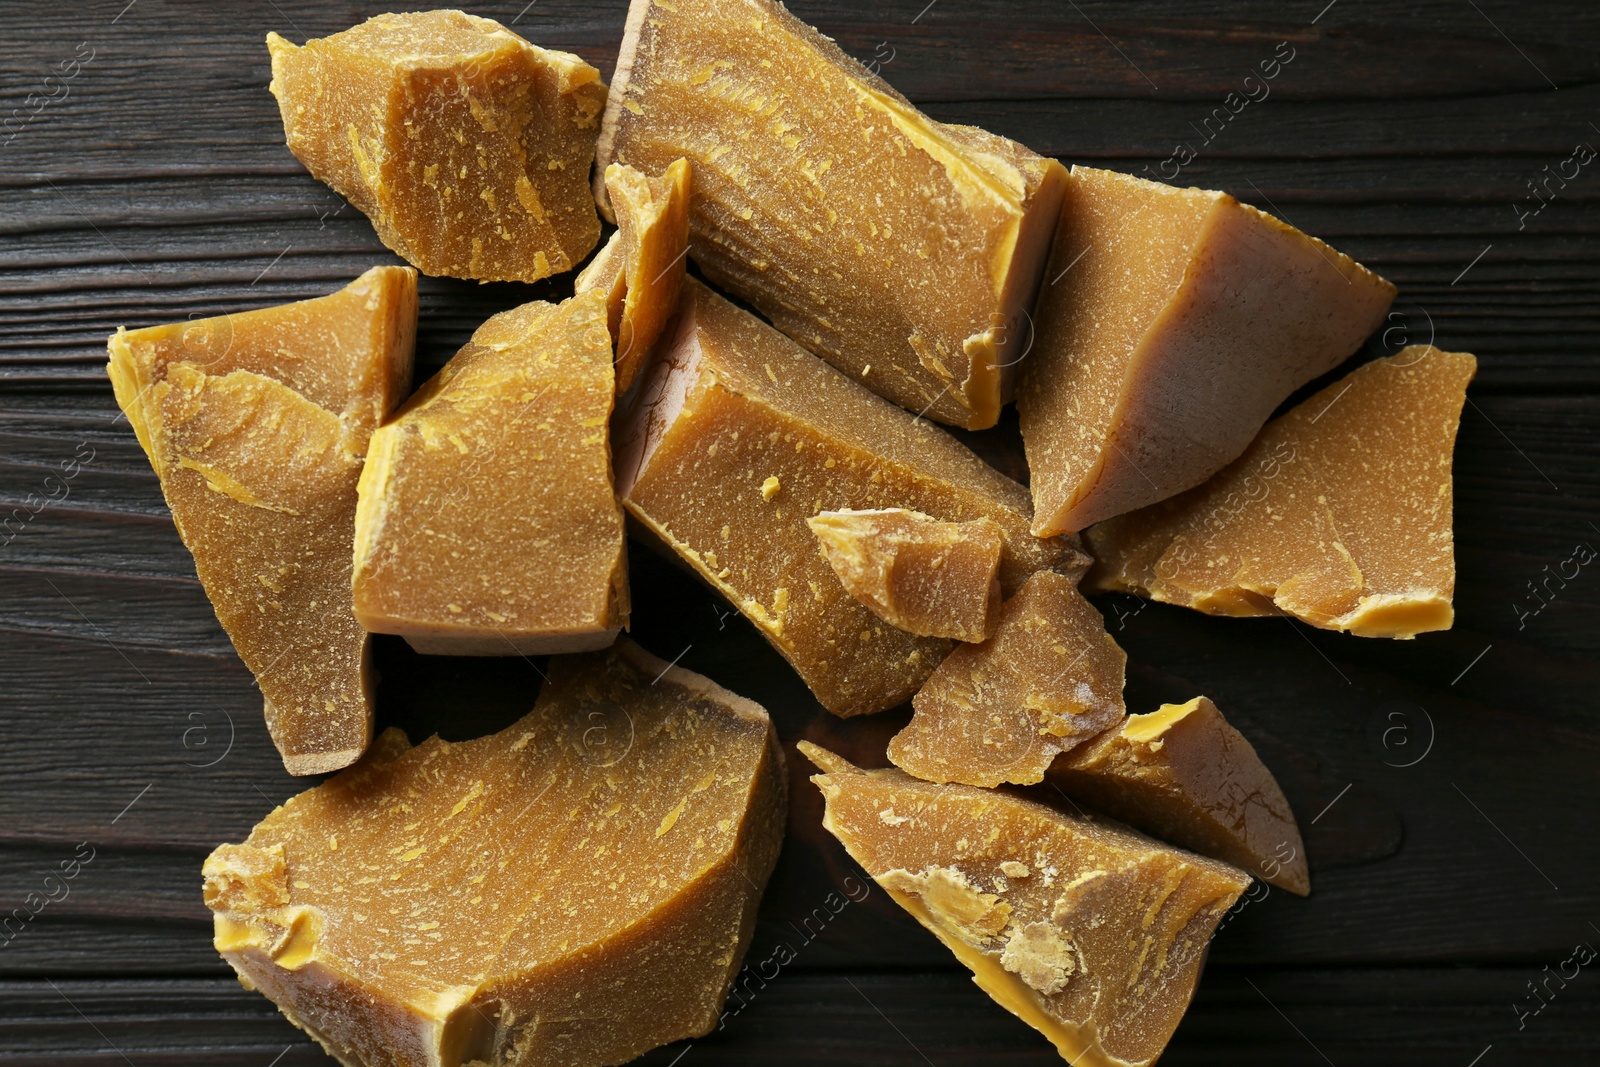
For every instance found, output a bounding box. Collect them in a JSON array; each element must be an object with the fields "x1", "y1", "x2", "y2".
[
  {"x1": 268, "y1": 11, "x2": 606, "y2": 282},
  {"x1": 575, "y1": 159, "x2": 691, "y2": 393},
  {"x1": 597, "y1": 0, "x2": 1066, "y2": 429},
  {"x1": 1050, "y1": 698, "x2": 1309, "y2": 895},
  {"x1": 889, "y1": 571, "x2": 1125, "y2": 787},
  {"x1": 107, "y1": 269, "x2": 416, "y2": 775},
  {"x1": 1086, "y1": 346, "x2": 1476, "y2": 638},
  {"x1": 808, "y1": 508, "x2": 1002, "y2": 642},
  {"x1": 617, "y1": 280, "x2": 1086, "y2": 717},
  {"x1": 353, "y1": 288, "x2": 628, "y2": 656},
  {"x1": 1019, "y1": 166, "x2": 1397, "y2": 534},
  {"x1": 205, "y1": 639, "x2": 786, "y2": 1067},
  {"x1": 802, "y1": 744, "x2": 1249, "y2": 1067}
]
